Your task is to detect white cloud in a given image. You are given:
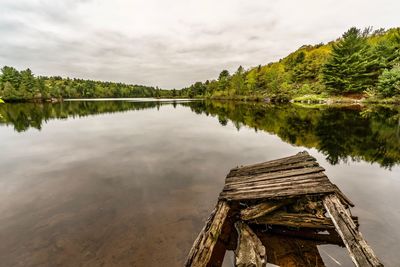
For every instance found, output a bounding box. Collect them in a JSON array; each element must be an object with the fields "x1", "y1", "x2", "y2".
[{"x1": 0, "y1": 0, "x2": 399, "y2": 88}]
